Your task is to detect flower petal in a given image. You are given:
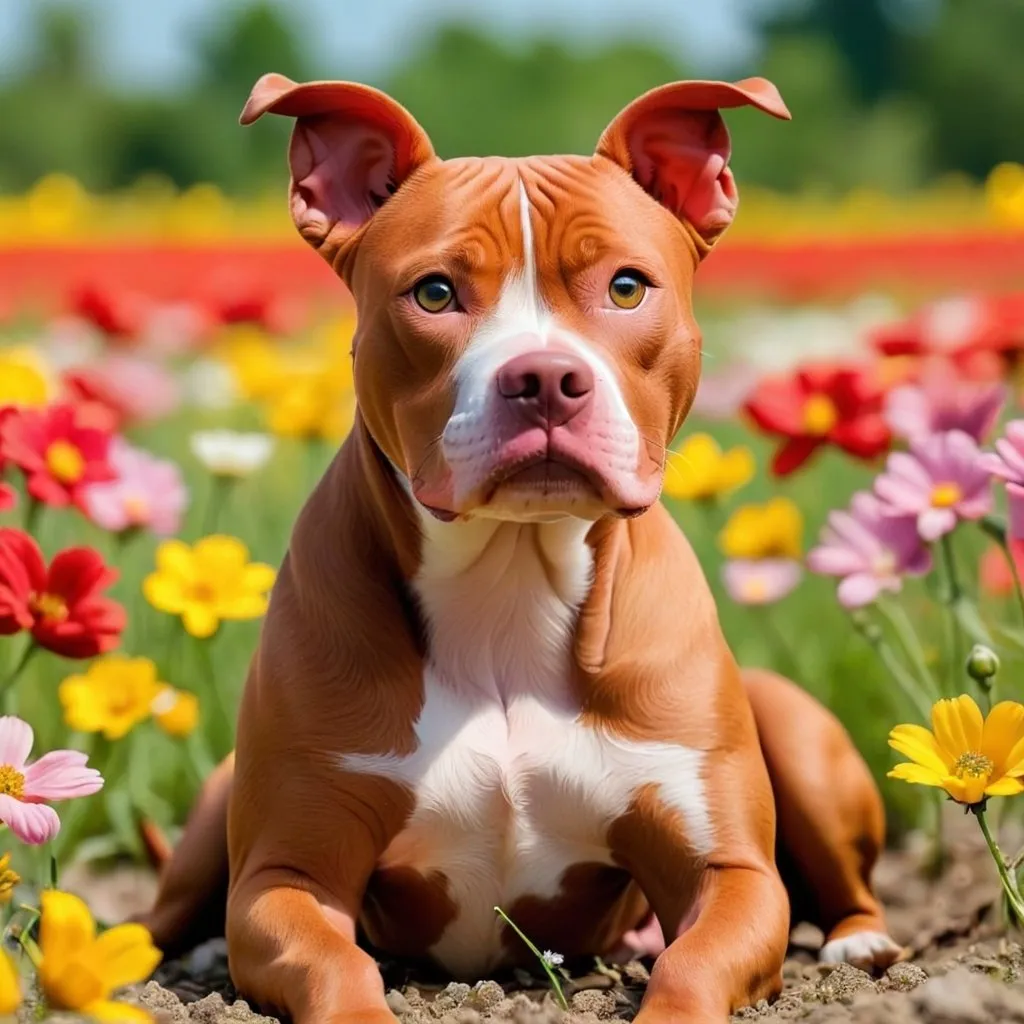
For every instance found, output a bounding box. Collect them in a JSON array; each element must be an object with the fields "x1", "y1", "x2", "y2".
[
  {"x1": 888, "y1": 724, "x2": 951, "y2": 775},
  {"x1": 981, "y1": 701, "x2": 1024, "y2": 774},
  {"x1": 932, "y1": 695, "x2": 984, "y2": 759},
  {"x1": 0, "y1": 715, "x2": 33, "y2": 769},
  {"x1": 0, "y1": 794, "x2": 59, "y2": 844},
  {"x1": 181, "y1": 603, "x2": 218, "y2": 639},
  {"x1": 985, "y1": 776, "x2": 1024, "y2": 797},
  {"x1": 92, "y1": 923, "x2": 162, "y2": 989},
  {"x1": 39, "y1": 890, "x2": 96, "y2": 964},
  {"x1": 82, "y1": 998, "x2": 153, "y2": 1022},
  {"x1": 836, "y1": 572, "x2": 883, "y2": 608},
  {"x1": 23, "y1": 749, "x2": 104, "y2": 801},
  {"x1": 886, "y1": 762, "x2": 946, "y2": 788}
]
